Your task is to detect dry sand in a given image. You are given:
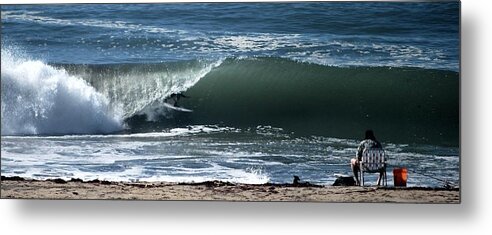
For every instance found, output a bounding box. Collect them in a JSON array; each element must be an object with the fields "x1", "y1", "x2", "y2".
[{"x1": 0, "y1": 177, "x2": 459, "y2": 203}]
